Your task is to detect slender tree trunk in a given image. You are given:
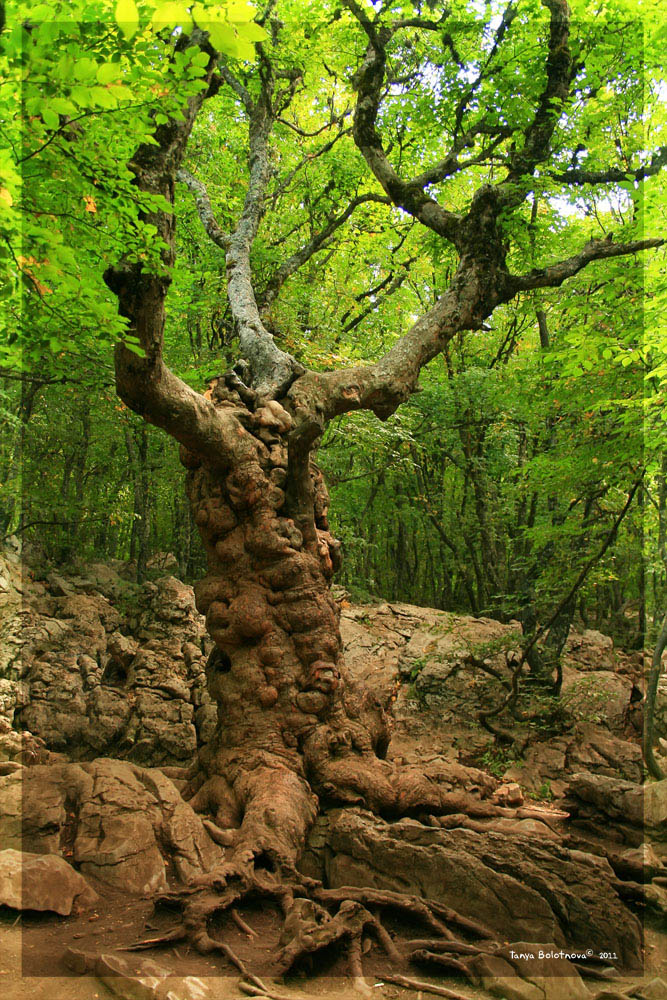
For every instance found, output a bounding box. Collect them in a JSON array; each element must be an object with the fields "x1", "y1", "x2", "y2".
[
  {"x1": 0, "y1": 381, "x2": 40, "y2": 536},
  {"x1": 125, "y1": 422, "x2": 151, "y2": 582},
  {"x1": 644, "y1": 612, "x2": 667, "y2": 780}
]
